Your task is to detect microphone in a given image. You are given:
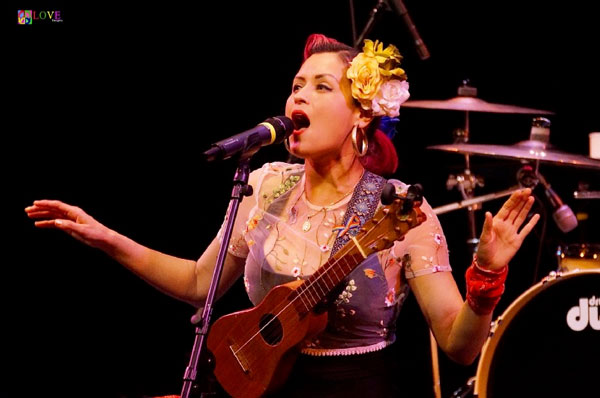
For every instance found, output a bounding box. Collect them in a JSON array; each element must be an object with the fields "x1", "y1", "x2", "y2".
[
  {"x1": 202, "y1": 116, "x2": 294, "y2": 162},
  {"x1": 388, "y1": 0, "x2": 430, "y2": 60},
  {"x1": 538, "y1": 174, "x2": 578, "y2": 233}
]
